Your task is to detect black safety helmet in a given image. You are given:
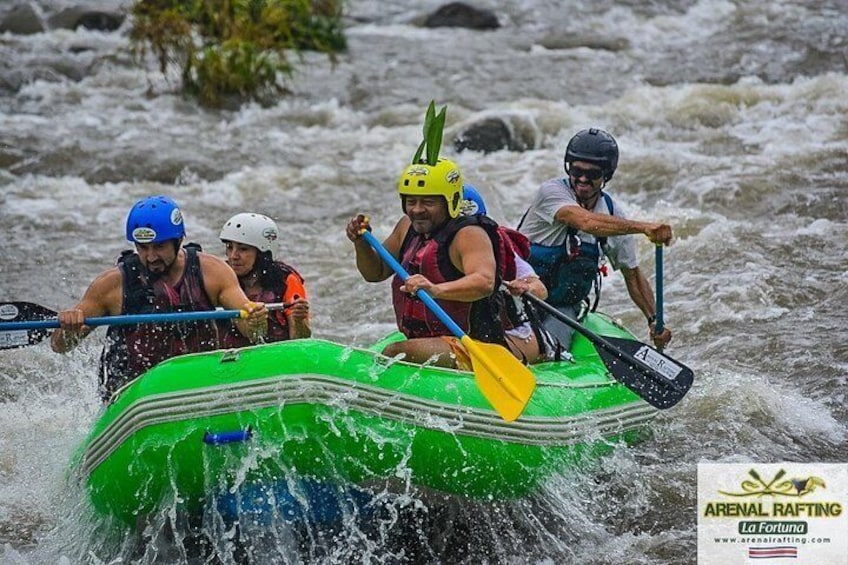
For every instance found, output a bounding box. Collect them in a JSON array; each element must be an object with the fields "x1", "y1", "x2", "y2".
[{"x1": 563, "y1": 128, "x2": 619, "y2": 182}]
